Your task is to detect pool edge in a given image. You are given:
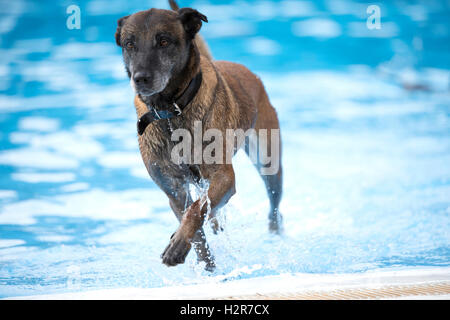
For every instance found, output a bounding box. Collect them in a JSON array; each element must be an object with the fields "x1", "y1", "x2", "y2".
[{"x1": 4, "y1": 267, "x2": 450, "y2": 300}]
